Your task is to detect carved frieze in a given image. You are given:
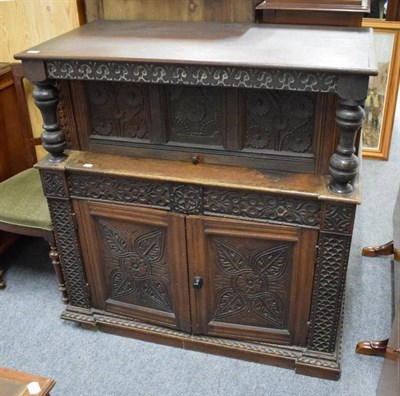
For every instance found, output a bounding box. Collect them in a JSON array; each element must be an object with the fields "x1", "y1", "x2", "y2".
[
  {"x1": 46, "y1": 61, "x2": 338, "y2": 93},
  {"x1": 68, "y1": 174, "x2": 170, "y2": 208},
  {"x1": 204, "y1": 189, "x2": 321, "y2": 227},
  {"x1": 245, "y1": 90, "x2": 315, "y2": 153},
  {"x1": 84, "y1": 81, "x2": 150, "y2": 140}
]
